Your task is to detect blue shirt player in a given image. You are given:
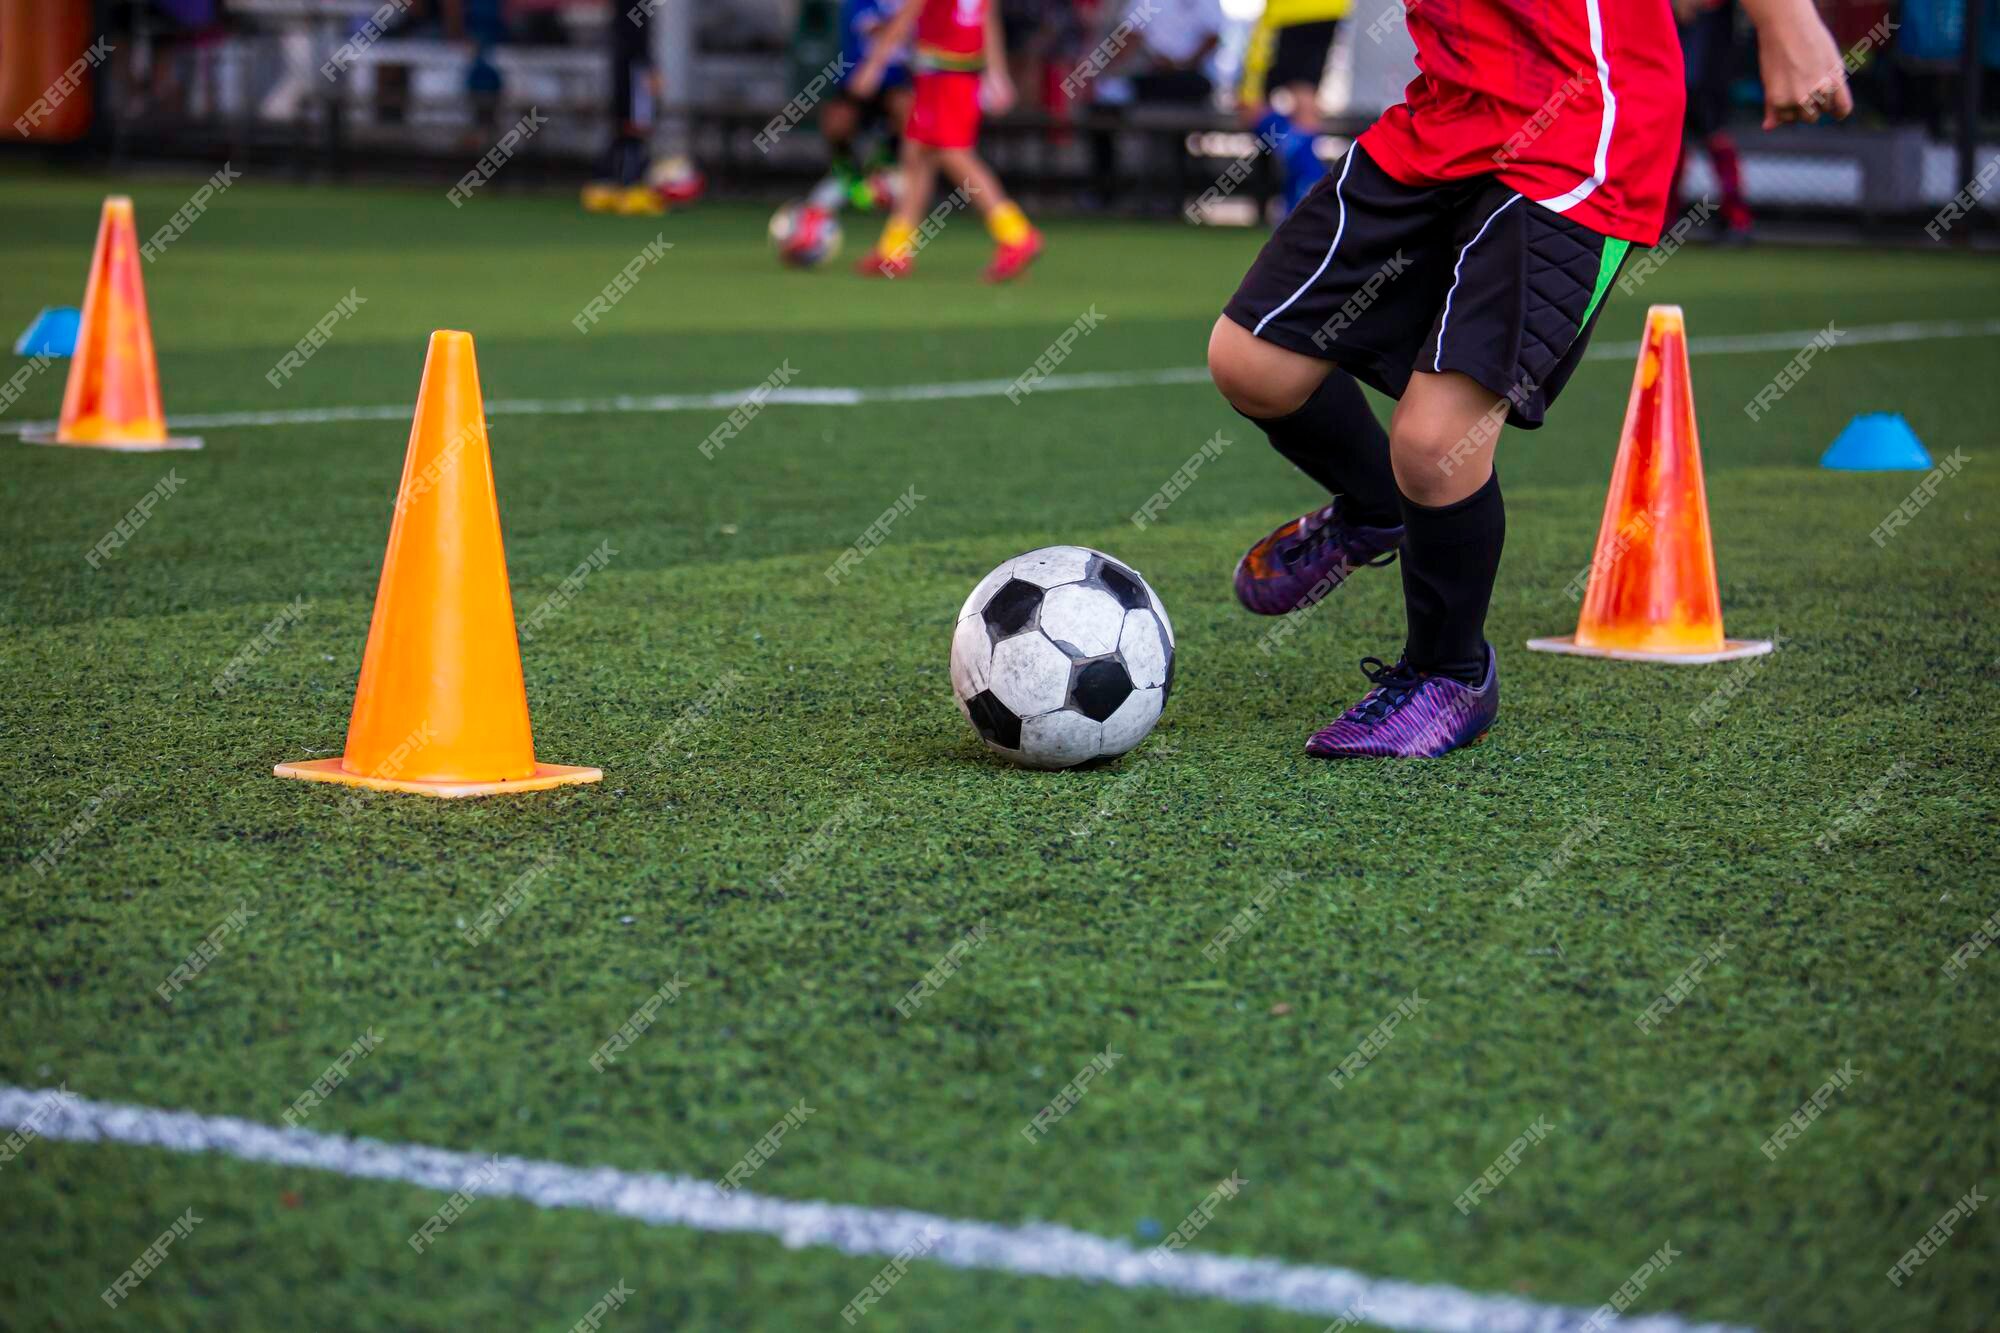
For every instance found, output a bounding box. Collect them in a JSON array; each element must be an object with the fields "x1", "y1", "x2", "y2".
[{"x1": 802, "y1": 0, "x2": 916, "y2": 219}]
